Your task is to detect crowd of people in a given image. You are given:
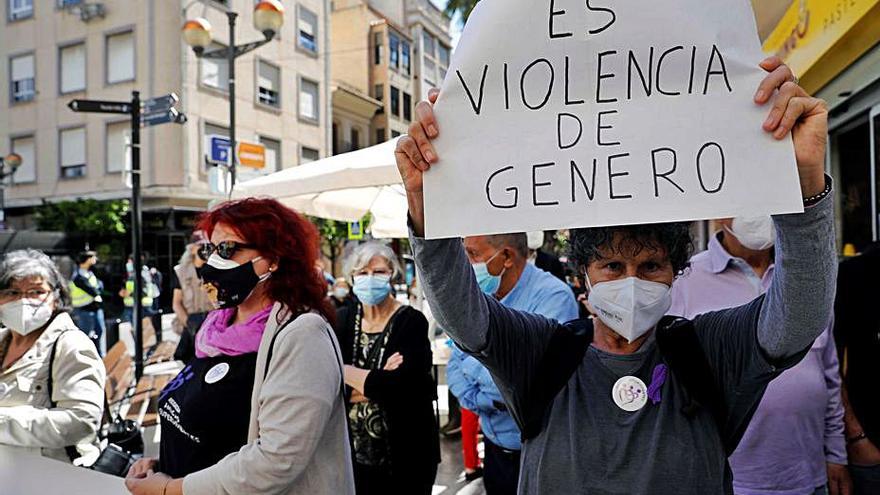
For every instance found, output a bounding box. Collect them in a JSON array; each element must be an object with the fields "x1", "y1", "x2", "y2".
[{"x1": 0, "y1": 57, "x2": 876, "y2": 495}]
